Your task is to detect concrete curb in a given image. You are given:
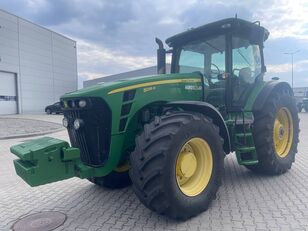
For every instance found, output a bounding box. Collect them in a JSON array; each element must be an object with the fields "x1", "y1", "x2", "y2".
[
  {"x1": 0, "y1": 127, "x2": 65, "y2": 140},
  {"x1": 0, "y1": 117, "x2": 65, "y2": 140}
]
